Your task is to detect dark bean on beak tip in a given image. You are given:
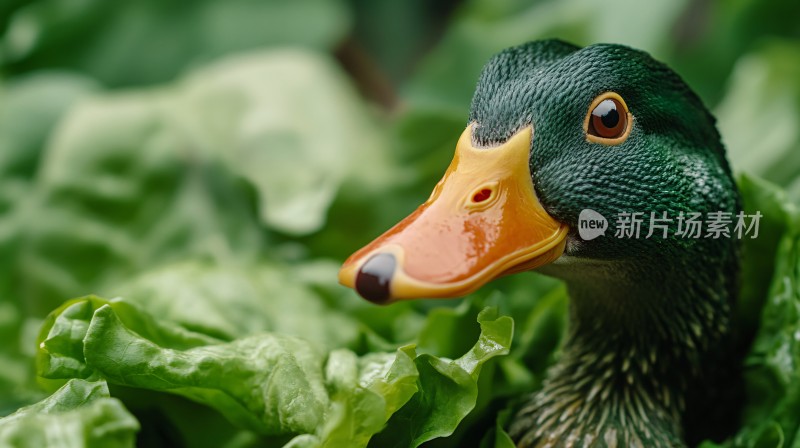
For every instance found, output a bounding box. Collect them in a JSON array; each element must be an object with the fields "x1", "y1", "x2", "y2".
[{"x1": 355, "y1": 253, "x2": 396, "y2": 304}]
